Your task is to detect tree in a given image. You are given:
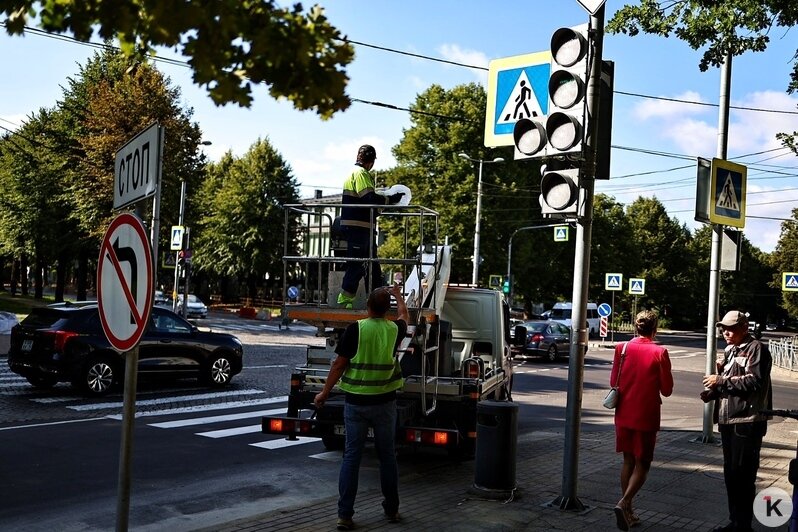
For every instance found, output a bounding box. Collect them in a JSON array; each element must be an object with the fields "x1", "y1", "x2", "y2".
[
  {"x1": 769, "y1": 208, "x2": 798, "y2": 317},
  {"x1": 607, "y1": 1, "x2": 798, "y2": 148},
  {"x1": 193, "y1": 138, "x2": 300, "y2": 298},
  {"x1": 2, "y1": 1, "x2": 353, "y2": 115},
  {"x1": 625, "y1": 196, "x2": 696, "y2": 327}
]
